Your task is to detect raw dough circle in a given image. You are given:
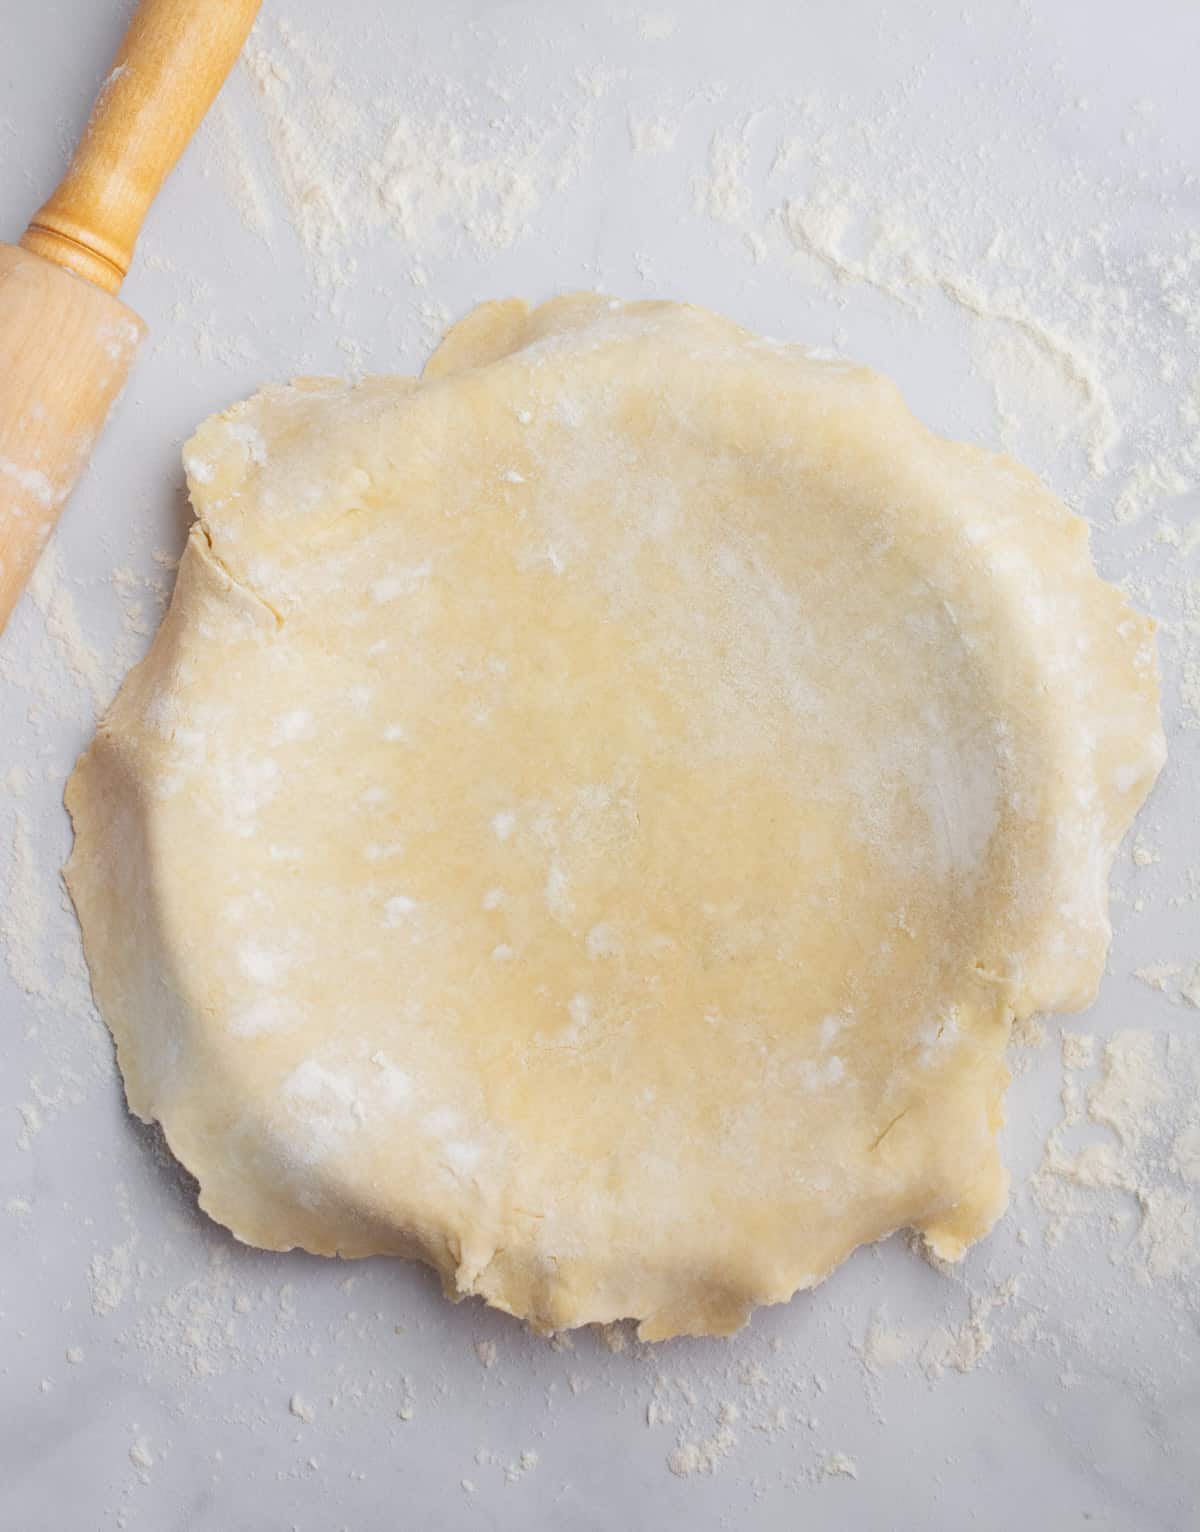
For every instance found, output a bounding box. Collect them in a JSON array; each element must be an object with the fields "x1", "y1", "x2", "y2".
[{"x1": 67, "y1": 297, "x2": 1163, "y2": 1338}]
